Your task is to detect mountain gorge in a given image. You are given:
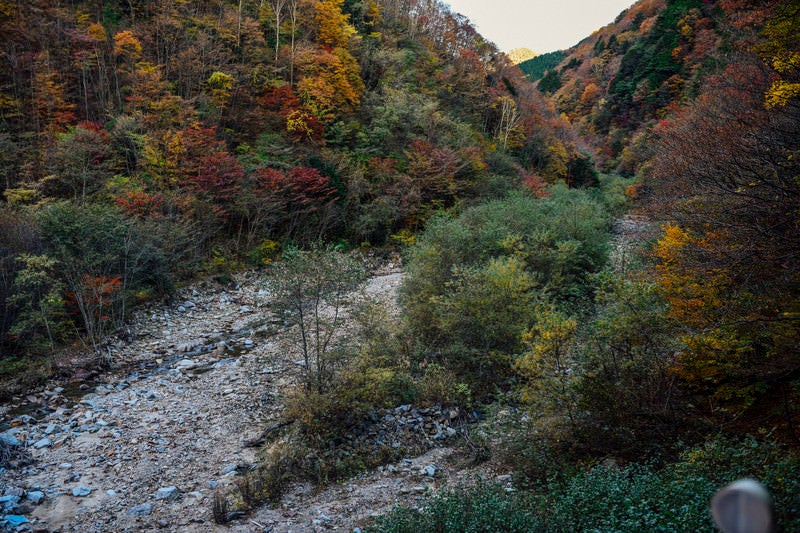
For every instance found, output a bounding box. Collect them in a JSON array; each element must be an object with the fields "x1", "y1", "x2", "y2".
[{"x1": 1, "y1": 0, "x2": 799, "y2": 530}]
